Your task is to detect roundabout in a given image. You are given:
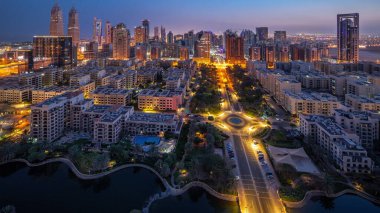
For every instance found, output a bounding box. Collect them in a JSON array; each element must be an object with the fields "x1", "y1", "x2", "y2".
[{"x1": 226, "y1": 115, "x2": 246, "y2": 128}]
